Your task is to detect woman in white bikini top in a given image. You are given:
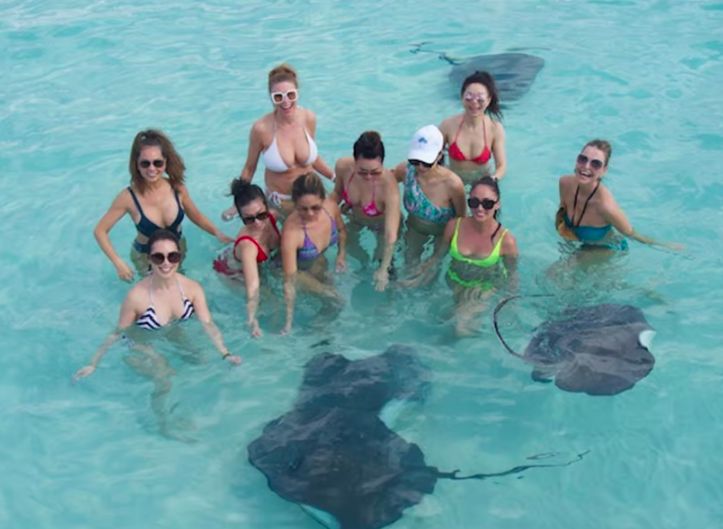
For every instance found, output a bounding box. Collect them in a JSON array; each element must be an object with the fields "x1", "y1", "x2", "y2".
[{"x1": 222, "y1": 63, "x2": 333, "y2": 219}]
